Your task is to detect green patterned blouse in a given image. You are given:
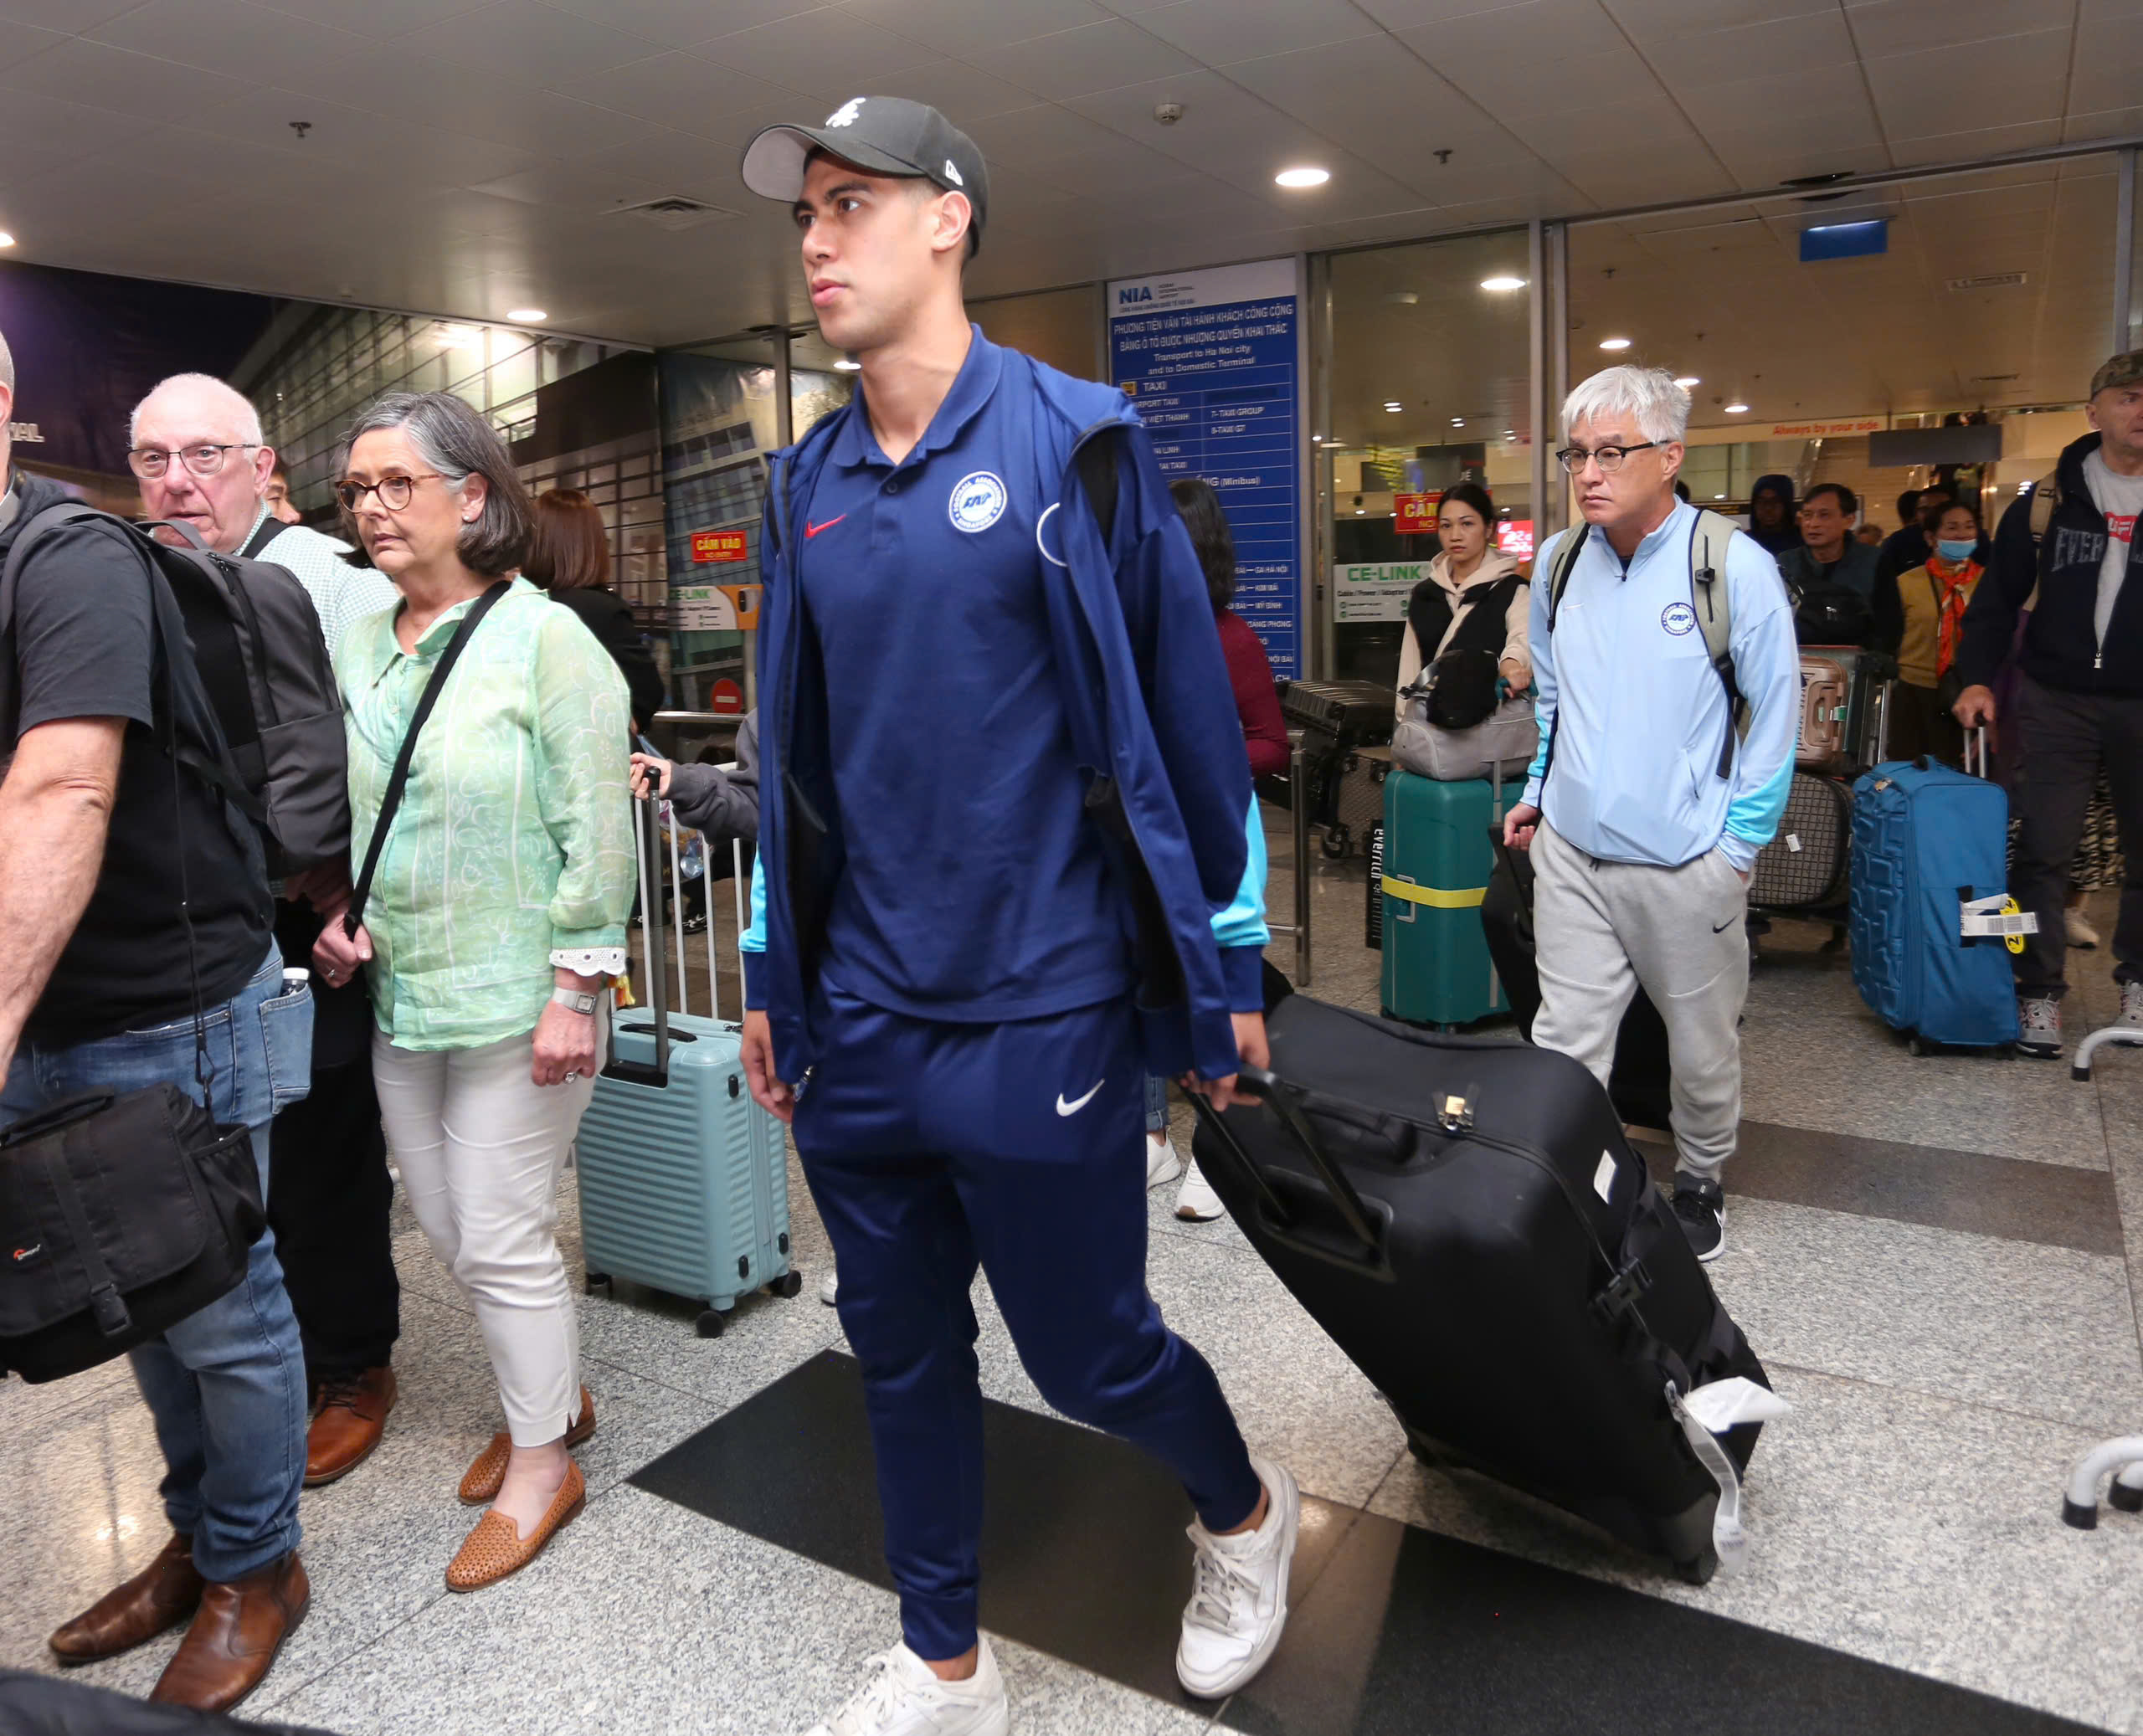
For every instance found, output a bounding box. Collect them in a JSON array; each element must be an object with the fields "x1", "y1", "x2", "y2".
[{"x1": 335, "y1": 578, "x2": 635, "y2": 1051}]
